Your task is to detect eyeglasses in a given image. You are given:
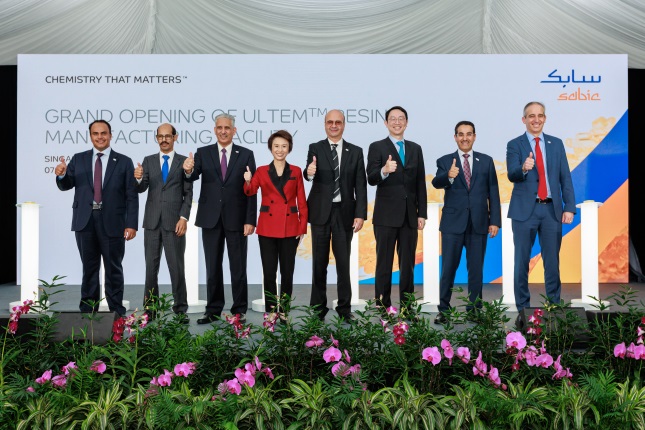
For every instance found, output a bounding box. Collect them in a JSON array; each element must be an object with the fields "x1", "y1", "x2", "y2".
[
  {"x1": 388, "y1": 117, "x2": 406, "y2": 123},
  {"x1": 156, "y1": 134, "x2": 174, "y2": 140}
]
